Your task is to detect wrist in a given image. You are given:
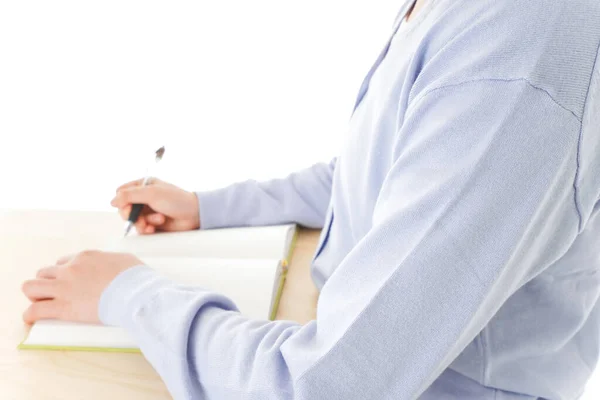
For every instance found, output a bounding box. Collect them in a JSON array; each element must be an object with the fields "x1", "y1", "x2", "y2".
[
  {"x1": 186, "y1": 191, "x2": 201, "y2": 230},
  {"x1": 98, "y1": 265, "x2": 162, "y2": 327}
]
